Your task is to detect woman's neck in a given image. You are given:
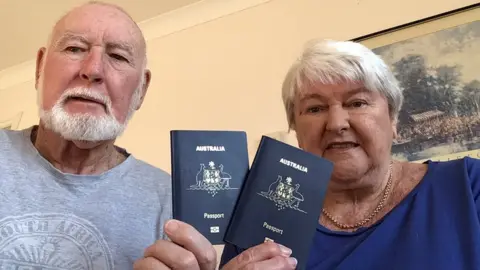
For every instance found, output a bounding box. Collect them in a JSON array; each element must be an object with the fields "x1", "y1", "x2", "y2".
[{"x1": 320, "y1": 161, "x2": 395, "y2": 230}]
